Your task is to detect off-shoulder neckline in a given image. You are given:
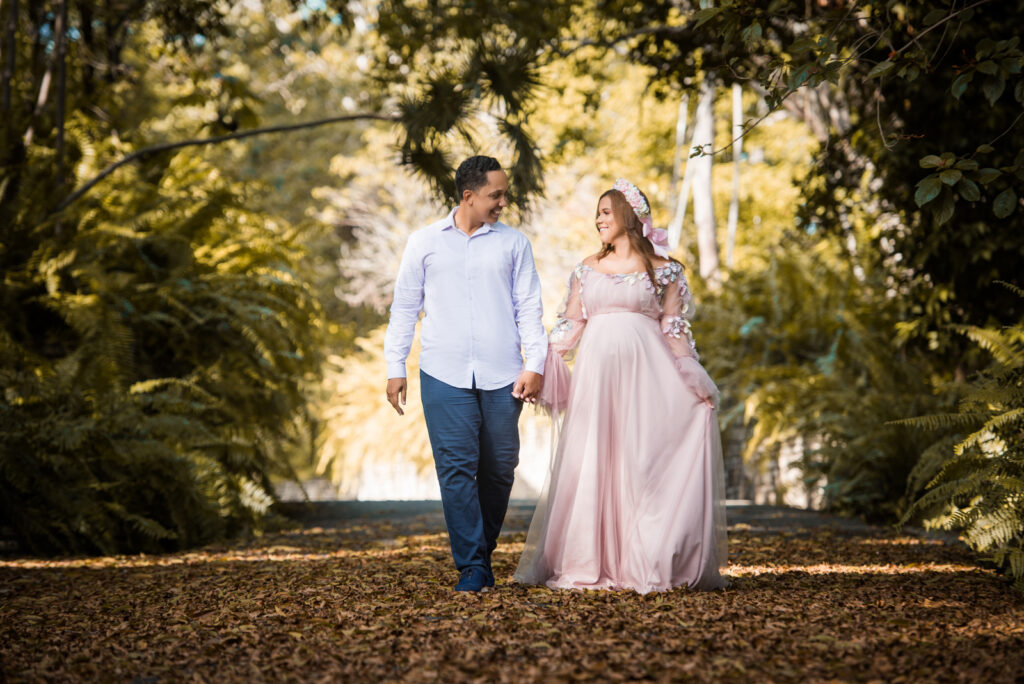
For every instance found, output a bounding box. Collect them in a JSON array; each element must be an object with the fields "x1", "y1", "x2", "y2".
[{"x1": 577, "y1": 262, "x2": 680, "y2": 277}]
